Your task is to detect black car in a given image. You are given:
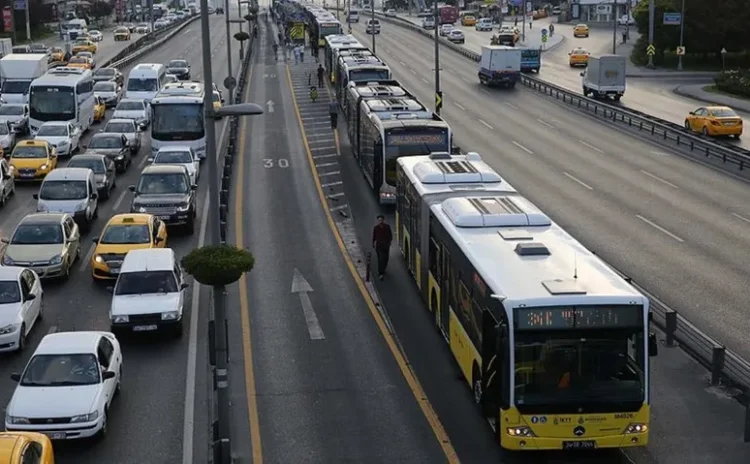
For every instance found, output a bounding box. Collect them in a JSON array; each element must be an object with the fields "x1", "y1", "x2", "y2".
[
  {"x1": 93, "y1": 67, "x2": 124, "y2": 86},
  {"x1": 84, "y1": 133, "x2": 132, "y2": 173},
  {"x1": 166, "y1": 59, "x2": 190, "y2": 80},
  {"x1": 67, "y1": 154, "x2": 117, "y2": 200},
  {"x1": 216, "y1": 7, "x2": 224, "y2": 14},
  {"x1": 129, "y1": 165, "x2": 197, "y2": 234}
]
